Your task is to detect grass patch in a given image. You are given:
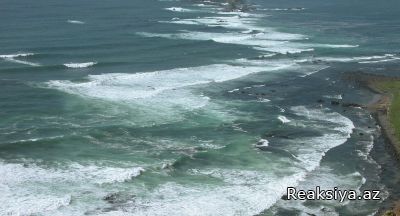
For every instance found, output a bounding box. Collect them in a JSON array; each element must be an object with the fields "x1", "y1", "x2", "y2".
[{"x1": 373, "y1": 80, "x2": 400, "y2": 141}]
